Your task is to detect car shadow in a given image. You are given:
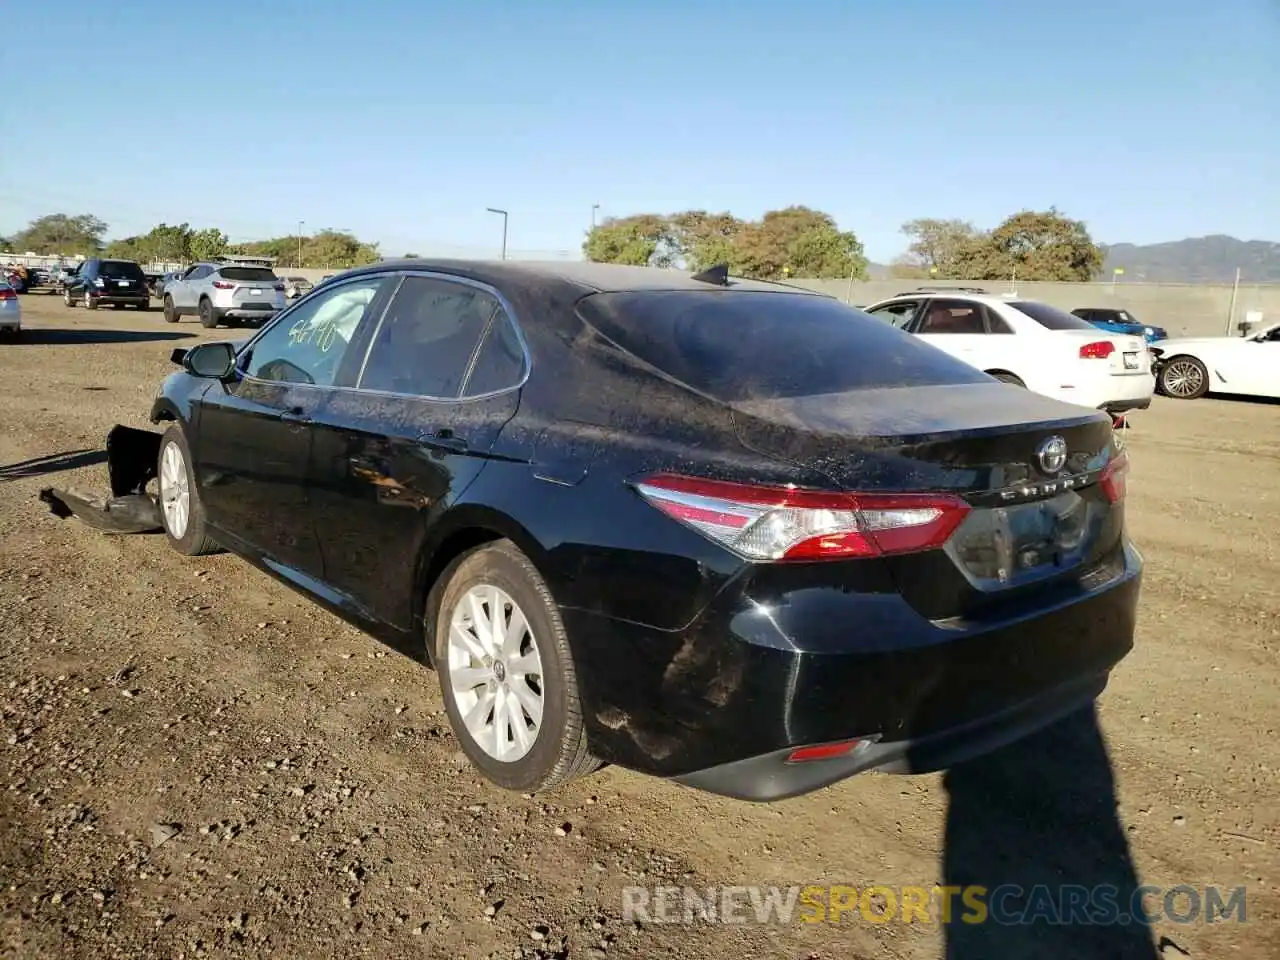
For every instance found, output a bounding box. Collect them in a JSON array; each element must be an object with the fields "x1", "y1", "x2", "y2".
[
  {"x1": 941, "y1": 706, "x2": 1159, "y2": 959},
  {"x1": 1205, "y1": 392, "x2": 1280, "y2": 406},
  {"x1": 16, "y1": 329, "x2": 195, "y2": 345},
  {"x1": 0, "y1": 449, "x2": 108, "y2": 483}
]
